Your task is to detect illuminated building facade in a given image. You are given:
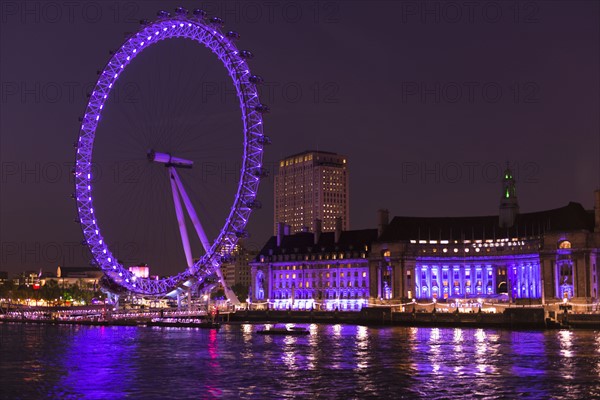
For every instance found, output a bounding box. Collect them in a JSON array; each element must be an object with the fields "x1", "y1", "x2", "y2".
[
  {"x1": 371, "y1": 173, "x2": 600, "y2": 306},
  {"x1": 254, "y1": 169, "x2": 600, "y2": 310},
  {"x1": 128, "y1": 265, "x2": 149, "y2": 279},
  {"x1": 250, "y1": 220, "x2": 376, "y2": 310},
  {"x1": 274, "y1": 150, "x2": 349, "y2": 234}
]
